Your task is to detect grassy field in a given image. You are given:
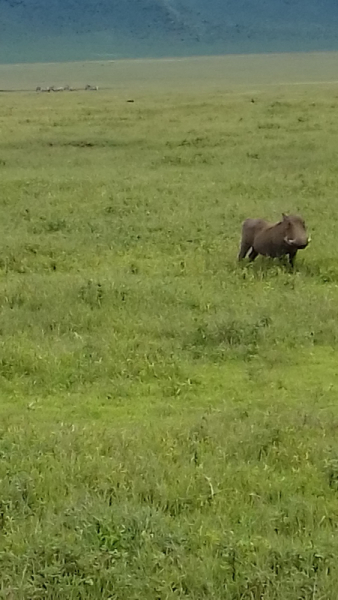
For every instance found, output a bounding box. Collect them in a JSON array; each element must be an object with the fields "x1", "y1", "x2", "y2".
[{"x1": 1, "y1": 78, "x2": 338, "y2": 598}]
